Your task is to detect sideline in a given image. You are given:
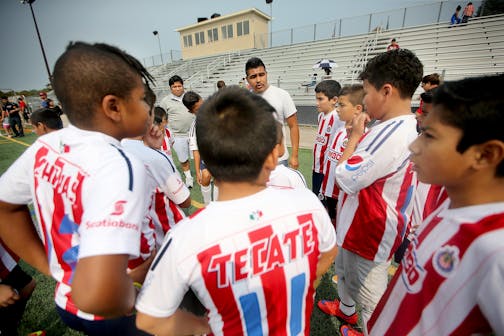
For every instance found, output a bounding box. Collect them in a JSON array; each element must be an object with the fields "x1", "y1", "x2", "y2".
[
  {"x1": 0, "y1": 135, "x2": 30, "y2": 147},
  {"x1": 0, "y1": 134, "x2": 205, "y2": 209}
]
